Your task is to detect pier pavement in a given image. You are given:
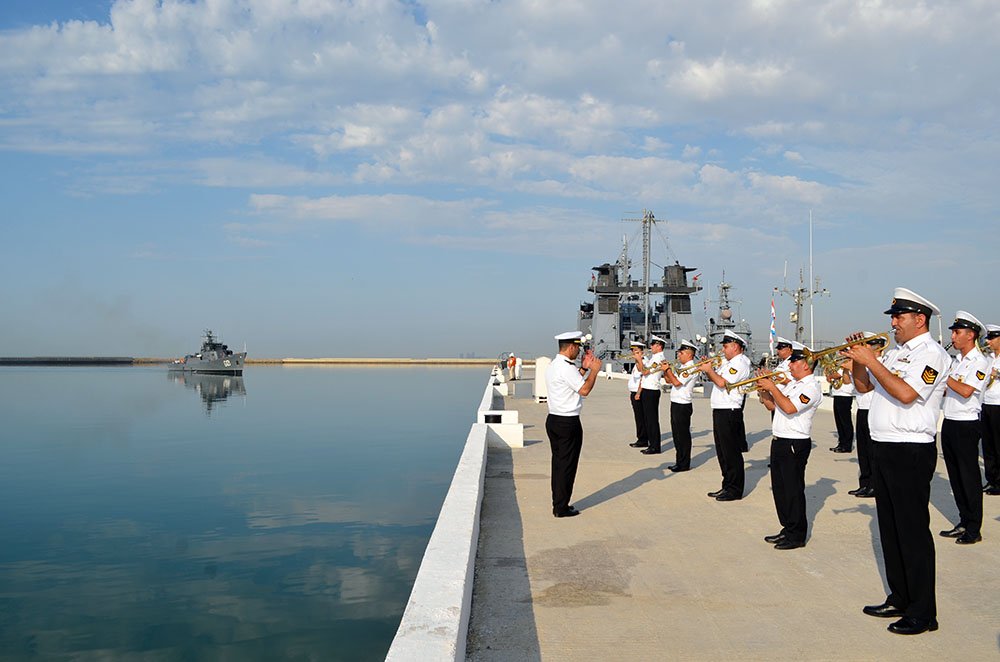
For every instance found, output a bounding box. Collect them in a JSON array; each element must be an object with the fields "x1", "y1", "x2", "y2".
[{"x1": 467, "y1": 371, "x2": 1000, "y2": 660}]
